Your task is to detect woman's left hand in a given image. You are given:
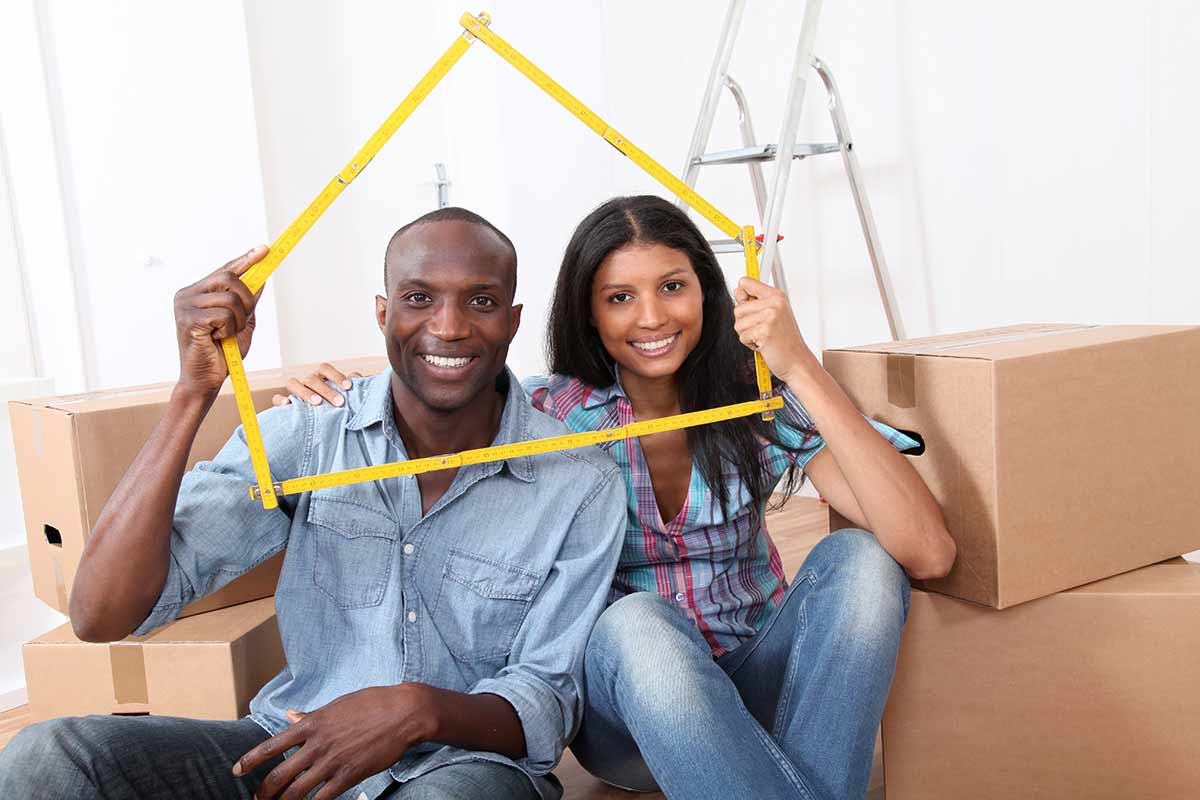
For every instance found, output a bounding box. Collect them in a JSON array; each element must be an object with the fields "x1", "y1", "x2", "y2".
[{"x1": 733, "y1": 277, "x2": 818, "y2": 382}]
